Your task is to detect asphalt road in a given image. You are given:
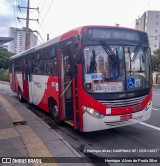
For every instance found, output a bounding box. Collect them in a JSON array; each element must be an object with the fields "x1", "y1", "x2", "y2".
[{"x1": 0, "y1": 82, "x2": 160, "y2": 166}]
